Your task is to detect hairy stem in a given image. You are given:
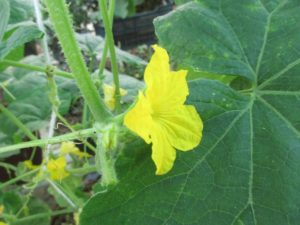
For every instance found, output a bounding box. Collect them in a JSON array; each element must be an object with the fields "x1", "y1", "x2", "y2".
[
  {"x1": 95, "y1": 133, "x2": 118, "y2": 186},
  {"x1": 44, "y1": 0, "x2": 111, "y2": 122}
]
